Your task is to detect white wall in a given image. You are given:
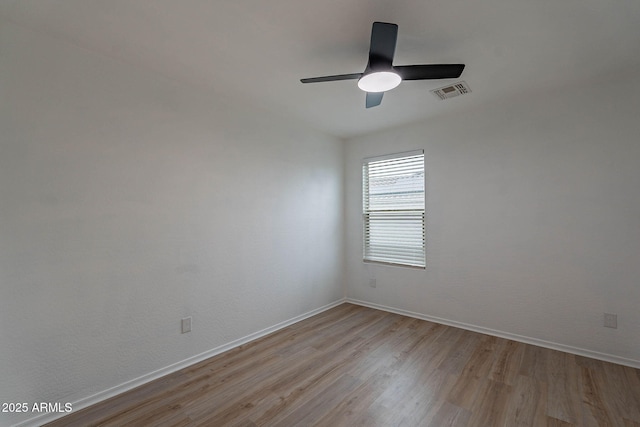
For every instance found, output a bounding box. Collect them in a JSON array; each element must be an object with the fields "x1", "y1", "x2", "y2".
[
  {"x1": 0, "y1": 22, "x2": 344, "y2": 426},
  {"x1": 345, "y1": 74, "x2": 640, "y2": 366}
]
